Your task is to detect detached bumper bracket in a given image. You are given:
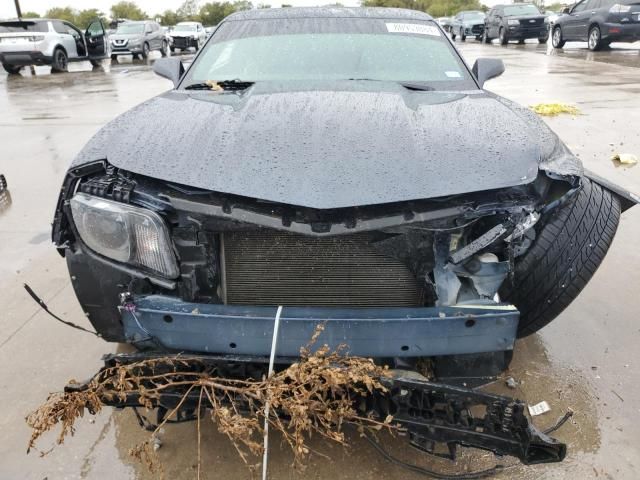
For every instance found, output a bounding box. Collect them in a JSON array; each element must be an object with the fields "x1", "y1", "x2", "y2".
[
  {"x1": 379, "y1": 374, "x2": 566, "y2": 465},
  {"x1": 71, "y1": 353, "x2": 566, "y2": 466}
]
